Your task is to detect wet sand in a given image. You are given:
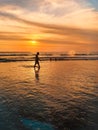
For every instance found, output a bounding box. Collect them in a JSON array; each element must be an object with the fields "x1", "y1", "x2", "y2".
[{"x1": 0, "y1": 60, "x2": 98, "y2": 130}]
